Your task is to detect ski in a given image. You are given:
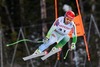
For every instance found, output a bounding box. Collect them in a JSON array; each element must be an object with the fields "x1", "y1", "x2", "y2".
[
  {"x1": 23, "y1": 52, "x2": 46, "y2": 61},
  {"x1": 41, "y1": 48, "x2": 61, "y2": 60}
]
